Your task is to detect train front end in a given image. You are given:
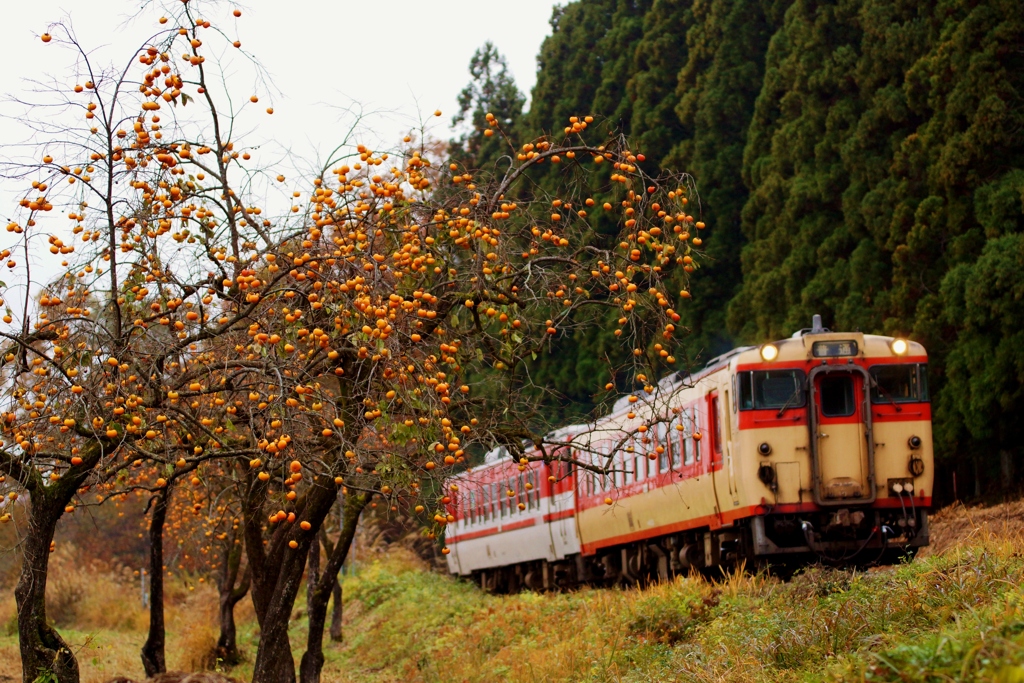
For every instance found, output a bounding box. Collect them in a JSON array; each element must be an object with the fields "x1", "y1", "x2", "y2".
[{"x1": 737, "y1": 317, "x2": 932, "y2": 563}]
